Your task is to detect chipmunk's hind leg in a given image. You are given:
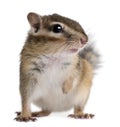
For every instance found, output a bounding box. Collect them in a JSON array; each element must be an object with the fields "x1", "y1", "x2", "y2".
[
  {"x1": 31, "y1": 110, "x2": 51, "y2": 117},
  {"x1": 68, "y1": 107, "x2": 94, "y2": 119},
  {"x1": 68, "y1": 59, "x2": 94, "y2": 119},
  {"x1": 68, "y1": 88, "x2": 94, "y2": 119}
]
